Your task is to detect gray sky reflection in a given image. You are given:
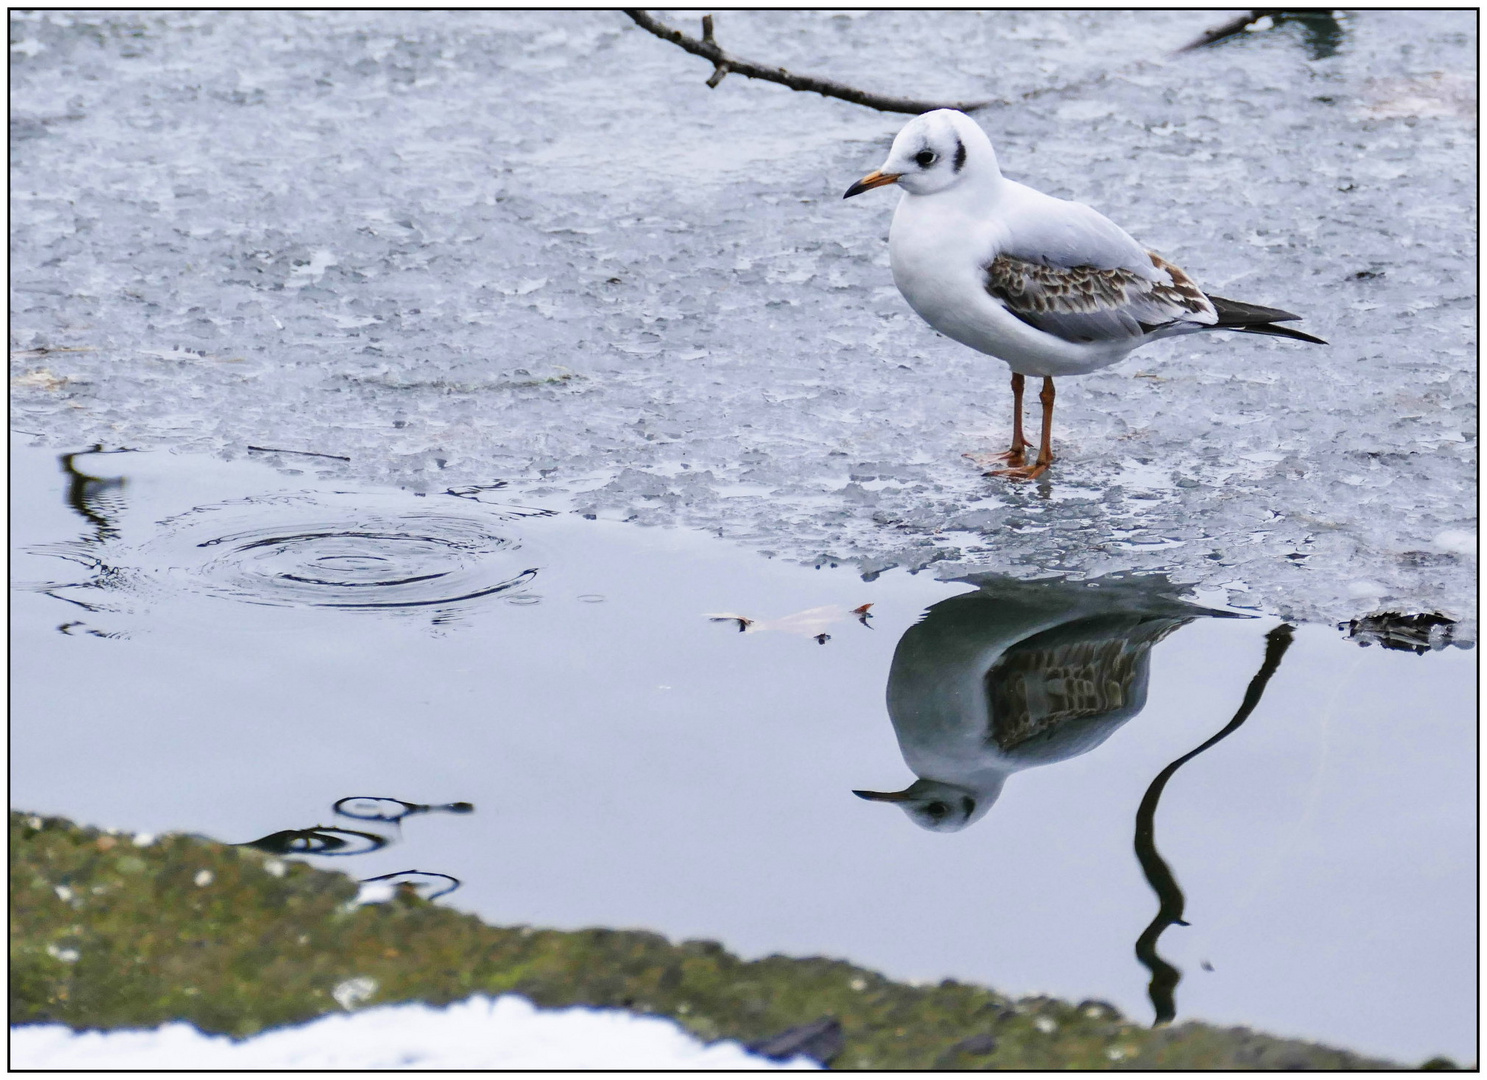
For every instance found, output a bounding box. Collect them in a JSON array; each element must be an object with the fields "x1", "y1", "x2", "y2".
[{"x1": 8, "y1": 437, "x2": 1476, "y2": 1062}]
